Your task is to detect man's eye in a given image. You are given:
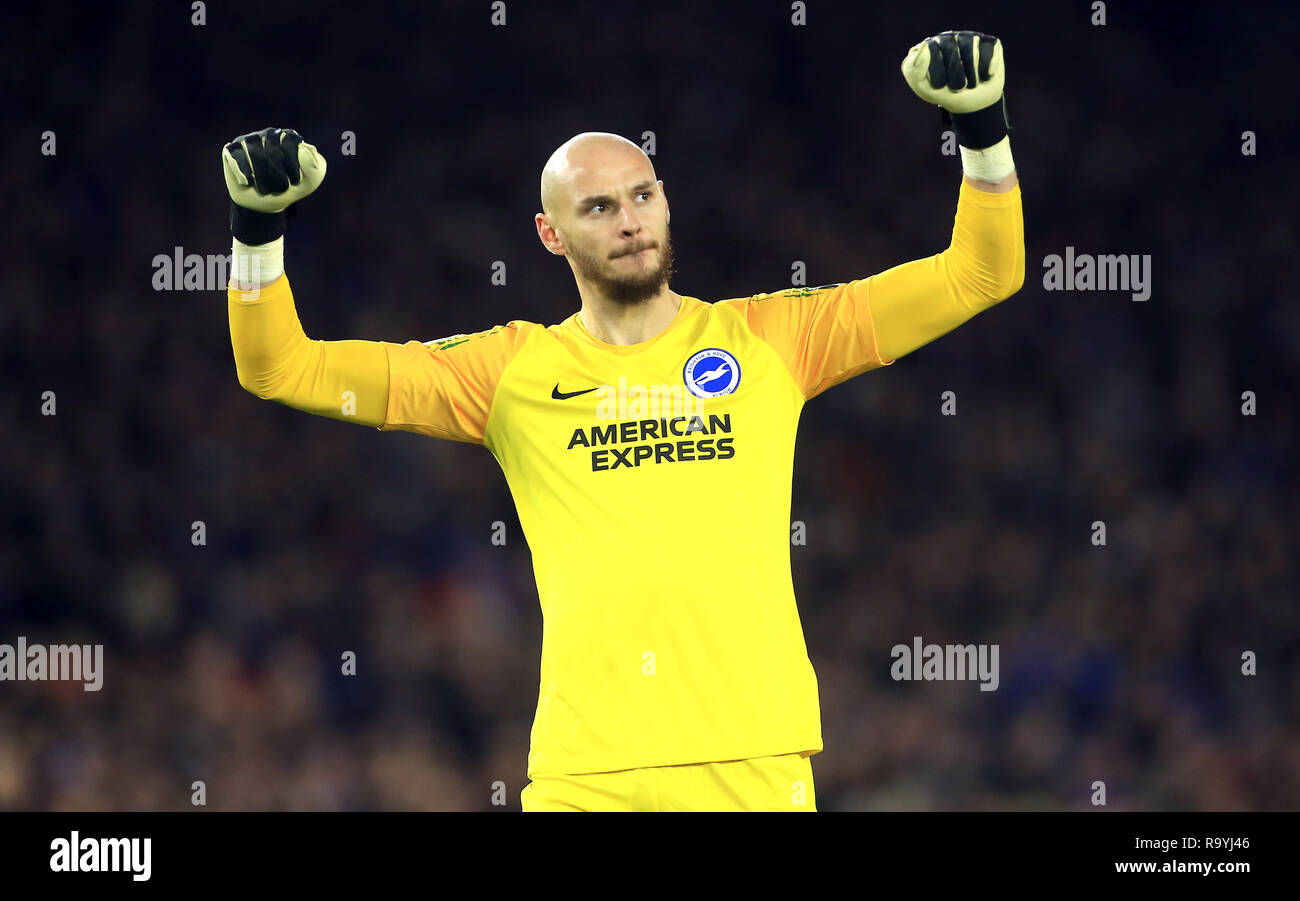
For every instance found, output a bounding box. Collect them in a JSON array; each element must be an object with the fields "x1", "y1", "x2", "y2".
[{"x1": 591, "y1": 193, "x2": 649, "y2": 212}]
